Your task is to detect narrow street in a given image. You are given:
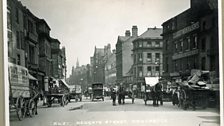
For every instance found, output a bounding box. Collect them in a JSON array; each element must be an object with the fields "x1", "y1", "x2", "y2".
[{"x1": 10, "y1": 96, "x2": 220, "y2": 126}]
